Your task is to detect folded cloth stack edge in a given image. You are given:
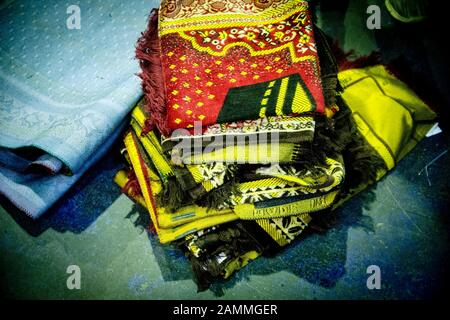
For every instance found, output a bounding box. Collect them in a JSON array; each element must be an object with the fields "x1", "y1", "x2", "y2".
[
  {"x1": 115, "y1": 0, "x2": 437, "y2": 291},
  {"x1": 117, "y1": 0, "x2": 348, "y2": 241},
  {"x1": 116, "y1": 64, "x2": 436, "y2": 290}
]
